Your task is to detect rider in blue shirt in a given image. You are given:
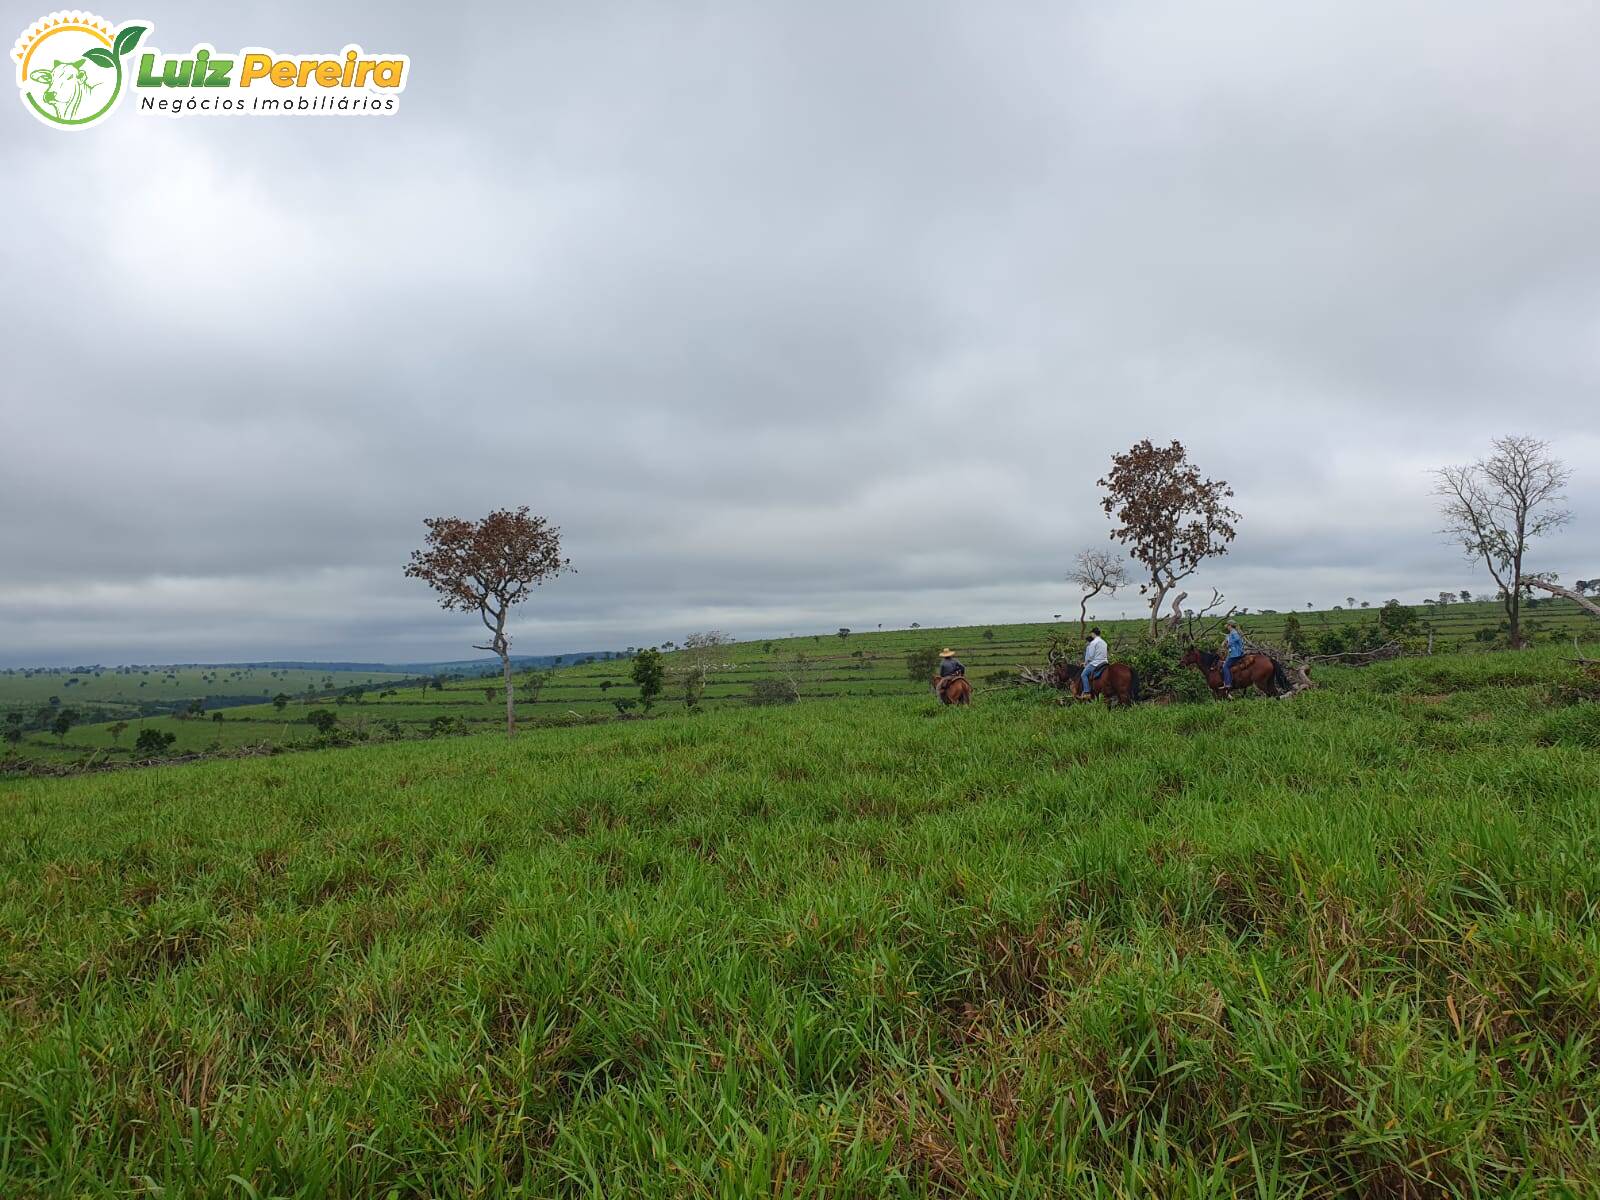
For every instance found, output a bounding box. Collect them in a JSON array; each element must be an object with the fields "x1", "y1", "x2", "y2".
[{"x1": 1221, "y1": 621, "x2": 1246, "y2": 688}]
